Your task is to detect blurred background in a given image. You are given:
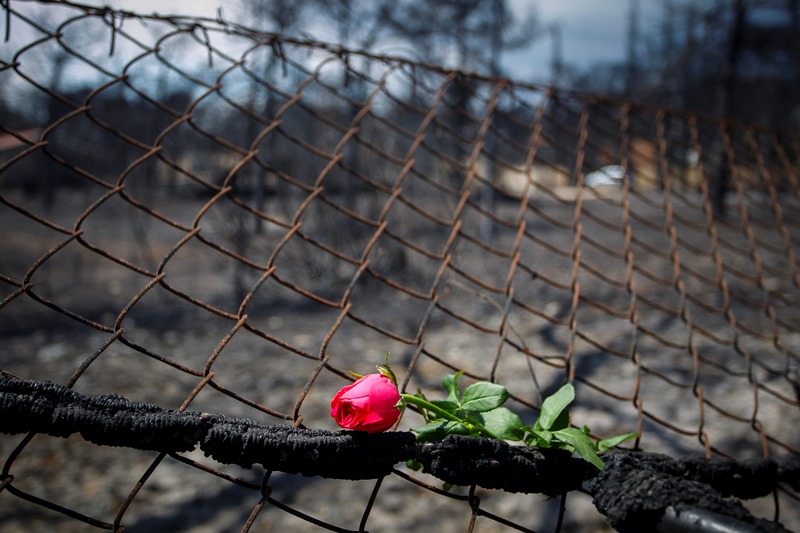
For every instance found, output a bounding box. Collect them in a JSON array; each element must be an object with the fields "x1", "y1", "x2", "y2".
[
  {"x1": 64, "y1": 0, "x2": 800, "y2": 128},
  {"x1": 4, "y1": 0, "x2": 798, "y2": 207}
]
